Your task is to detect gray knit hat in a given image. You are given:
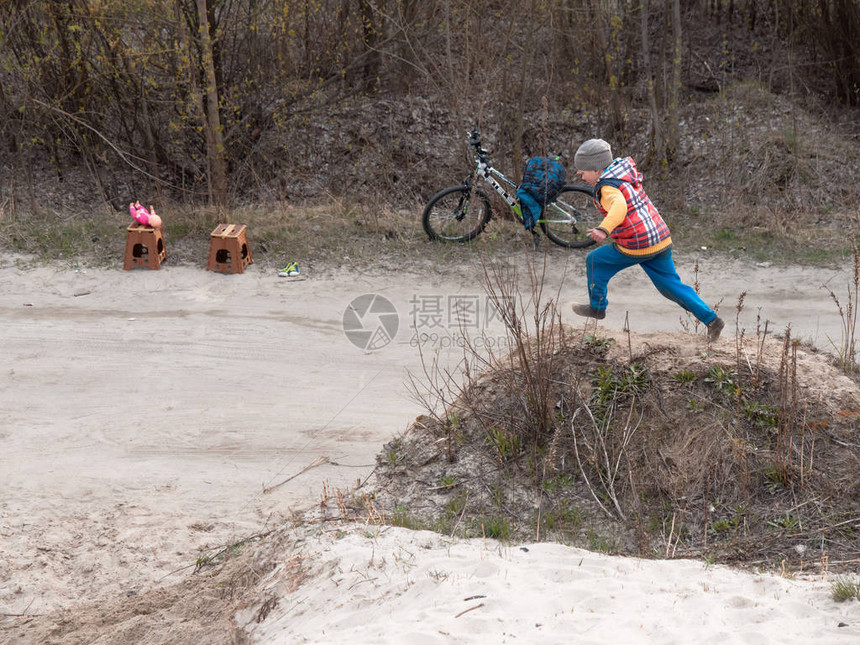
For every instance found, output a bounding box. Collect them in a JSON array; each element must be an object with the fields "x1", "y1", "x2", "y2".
[{"x1": 574, "y1": 139, "x2": 612, "y2": 171}]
